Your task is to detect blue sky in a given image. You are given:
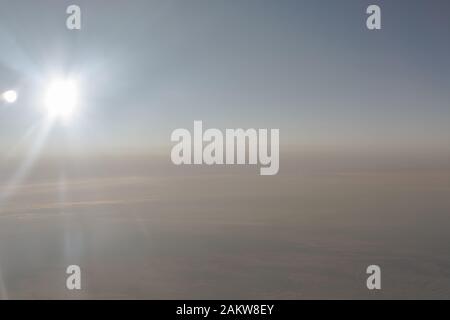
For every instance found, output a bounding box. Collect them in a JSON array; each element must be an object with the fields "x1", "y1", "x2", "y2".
[{"x1": 0, "y1": 0, "x2": 449, "y2": 154}]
